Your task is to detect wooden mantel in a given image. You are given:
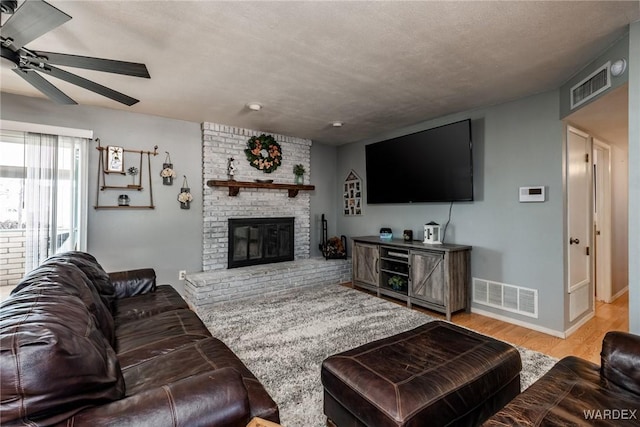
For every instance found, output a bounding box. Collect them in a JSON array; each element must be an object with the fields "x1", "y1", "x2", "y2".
[{"x1": 207, "y1": 179, "x2": 315, "y2": 198}]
